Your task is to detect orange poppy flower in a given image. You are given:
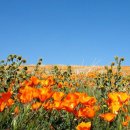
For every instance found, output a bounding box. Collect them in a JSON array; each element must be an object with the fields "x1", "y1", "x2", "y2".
[
  {"x1": 43, "y1": 101, "x2": 53, "y2": 110},
  {"x1": 1, "y1": 92, "x2": 12, "y2": 102},
  {"x1": 64, "y1": 93, "x2": 79, "y2": 103},
  {"x1": 6, "y1": 98, "x2": 14, "y2": 107},
  {"x1": 76, "y1": 122, "x2": 91, "y2": 130},
  {"x1": 42, "y1": 76, "x2": 55, "y2": 86},
  {"x1": 80, "y1": 96, "x2": 96, "y2": 106},
  {"x1": 59, "y1": 93, "x2": 80, "y2": 112},
  {"x1": 122, "y1": 116, "x2": 130, "y2": 127},
  {"x1": 0, "y1": 102, "x2": 6, "y2": 112},
  {"x1": 19, "y1": 86, "x2": 36, "y2": 103},
  {"x1": 107, "y1": 92, "x2": 129, "y2": 113},
  {"x1": 31, "y1": 102, "x2": 41, "y2": 110},
  {"x1": 30, "y1": 76, "x2": 40, "y2": 86},
  {"x1": 122, "y1": 121, "x2": 128, "y2": 127},
  {"x1": 14, "y1": 106, "x2": 19, "y2": 115},
  {"x1": 22, "y1": 76, "x2": 39, "y2": 87},
  {"x1": 108, "y1": 102, "x2": 122, "y2": 114},
  {"x1": 52, "y1": 101, "x2": 62, "y2": 110},
  {"x1": 0, "y1": 92, "x2": 12, "y2": 112},
  {"x1": 52, "y1": 92, "x2": 65, "y2": 101},
  {"x1": 61, "y1": 101, "x2": 78, "y2": 112},
  {"x1": 108, "y1": 92, "x2": 129, "y2": 104},
  {"x1": 40, "y1": 80, "x2": 49, "y2": 86},
  {"x1": 126, "y1": 116, "x2": 130, "y2": 121},
  {"x1": 75, "y1": 92, "x2": 87, "y2": 100},
  {"x1": 108, "y1": 92, "x2": 119, "y2": 102},
  {"x1": 76, "y1": 107, "x2": 95, "y2": 118},
  {"x1": 38, "y1": 87, "x2": 53, "y2": 102},
  {"x1": 74, "y1": 92, "x2": 96, "y2": 107},
  {"x1": 33, "y1": 89, "x2": 40, "y2": 98},
  {"x1": 99, "y1": 113, "x2": 116, "y2": 122},
  {"x1": 118, "y1": 92, "x2": 129, "y2": 104}
]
